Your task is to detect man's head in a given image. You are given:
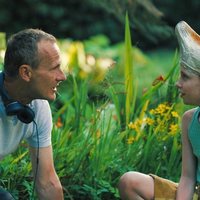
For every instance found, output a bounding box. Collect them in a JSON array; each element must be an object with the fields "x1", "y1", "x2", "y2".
[
  {"x1": 4, "y1": 28, "x2": 56, "y2": 77},
  {"x1": 3, "y1": 29, "x2": 66, "y2": 103}
]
